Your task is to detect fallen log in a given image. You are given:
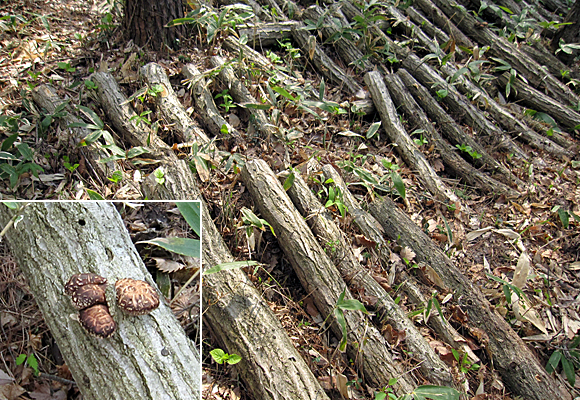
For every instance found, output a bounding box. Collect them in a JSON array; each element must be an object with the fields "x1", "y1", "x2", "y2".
[
  {"x1": 238, "y1": 21, "x2": 298, "y2": 47},
  {"x1": 0, "y1": 202, "x2": 200, "y2": 400},
  {"x1": 241, "y1": 158, "x2": 417, "y2": 393},
  {"x1": 364, "y1": 70, "x2": 463, "y2": 205},
  {"x1": 280, "y1": 169, "x2": 456, "y2": 388},
  {"x1": 32, "y1": 85, "x2": 114, "y2": 186},
  {"x1": 382, "y1": 71, "x2": 519, "y2": 196},
  {"x1": 368, "y1": 197, "x2": 571, "y2": 400}
]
